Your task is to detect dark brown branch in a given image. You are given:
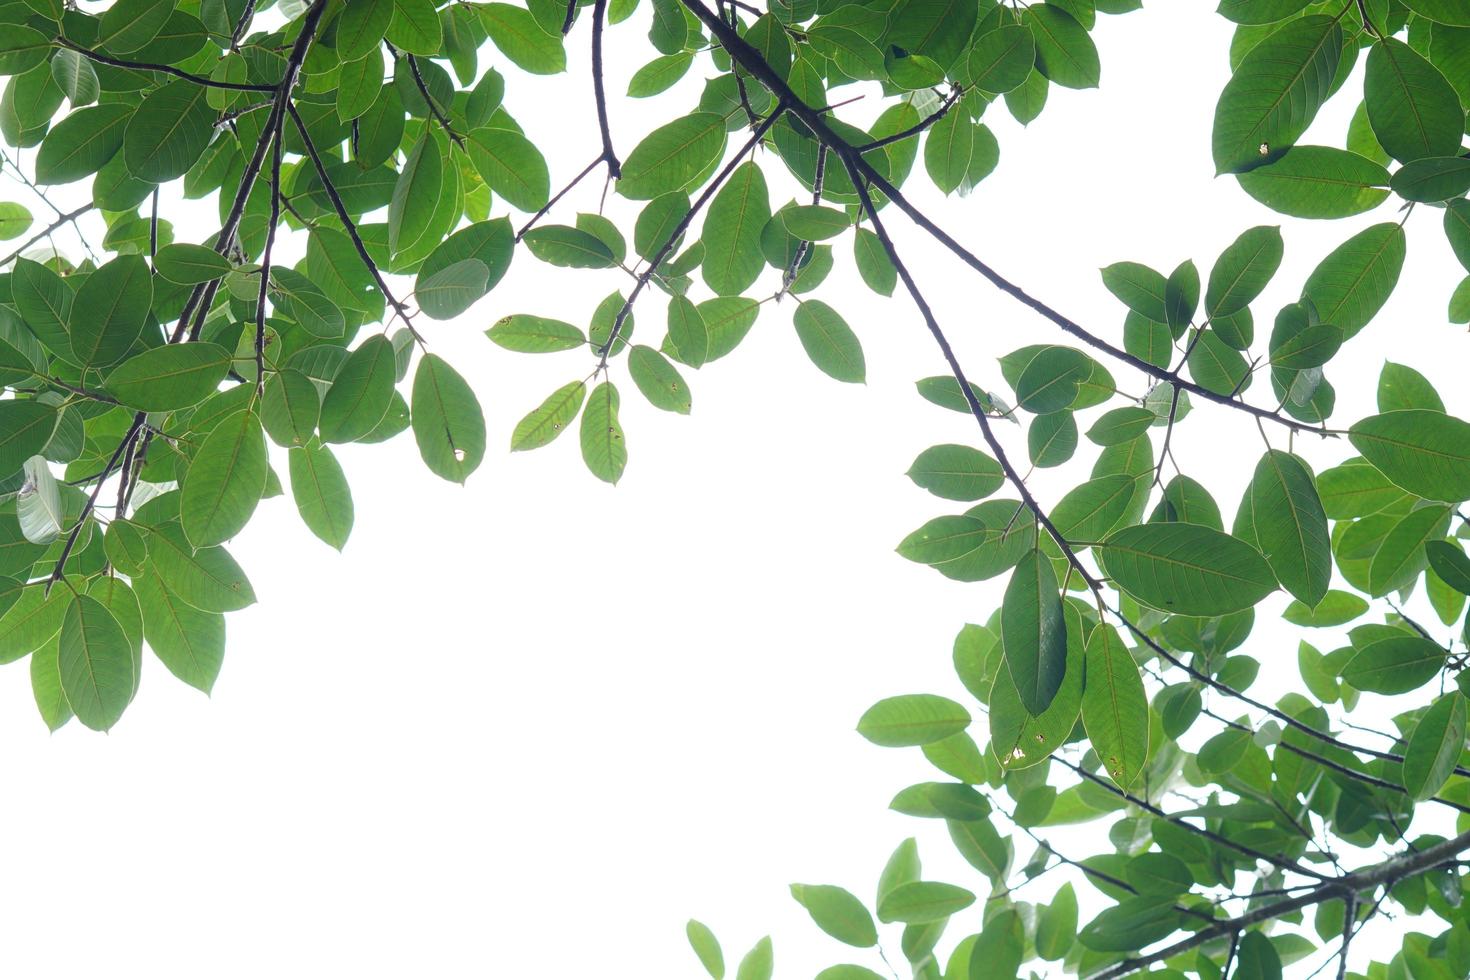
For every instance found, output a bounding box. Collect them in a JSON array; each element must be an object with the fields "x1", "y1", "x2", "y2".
[
  {"x1": 45, "y1": 414, "x2": 145, "y2": 595},
  {"x1": 590, "y1": 0, "x2": 620, "y2": 176},
  {"x1": 678, "y1": 0, "x2": 1326, "y2": 436},
  {"x1": 855, "y1": 86, "x2": 964, "y2": 152},
  {"x1": 254, "y1": 127, "x2": 283, "y2": 393},
  {"x1": 1088, "y1": 828, "x2": 1470, "y2": 978},
  {"x1": 389, "y1": 44, "x2": 465, "y2": 149},
  {"x1": 595, "y1": 105, "x2": 785, "y2": 367},
  {"x1": 286, "y1": 102, "x2": 422, "y2": 342},
  {"x1": 515, "y1": 155, "x2": 603, "y2": 241},
  {"x1": 230, "y1": 0, "x2": 259, "y2": 48},
  {"x1": 55, "y1": 38, "x2": 276, "y2": 92},
  {"x1": 779, "y1": 144, "x2": 826, "y2": 296},
  {"x1": 0, "y1": 204, "x2": 91, "y2": 266}
]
